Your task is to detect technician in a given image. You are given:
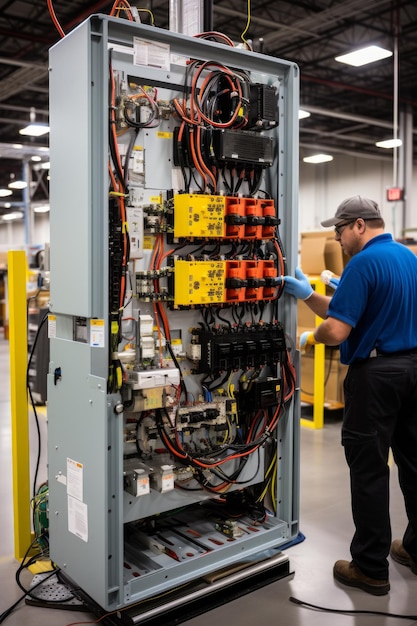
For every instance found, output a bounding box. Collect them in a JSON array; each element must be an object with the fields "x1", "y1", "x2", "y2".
[{"x1": 285, "y1": 195, "x2": 417, "y2": 596}]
